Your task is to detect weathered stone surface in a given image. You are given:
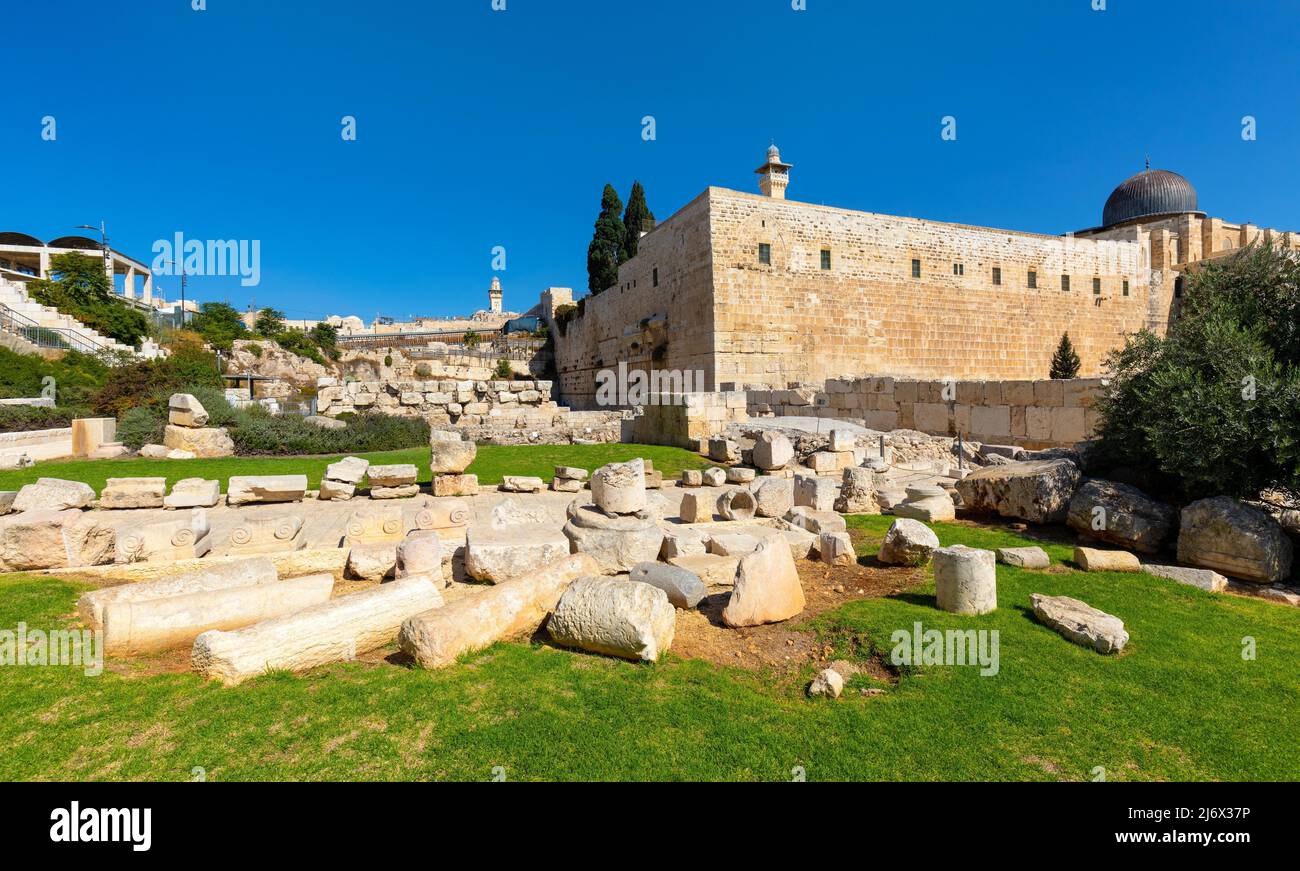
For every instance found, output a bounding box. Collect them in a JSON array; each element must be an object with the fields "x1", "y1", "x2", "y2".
[
  {"x1": 668, "y1": 552, "x2": 741, "y2": 586},
  {"x1": 115, "y1": 511, "x2": 212, "y2": 563},
  {"x1": 806, "y1": 451, "x2": 839, "y2": 473},
  {"x1": 344, "y1": 504, "x2": 405, "y2": 545},
  {"x1": 98, "y1": 477, "x2": 167, "y2": 510},
  {"x1": 13, "y1": 478, "x2": 95, "y2": 513},
  {"x1": 500, "y1": 475, "x2": 545, "y2": 493},
  {"x1": 834, "y1": 467, "x2": 879, "y2": 514},
  {"x1": 552, "y1": 477, "x2": 584, "y2": 492},
  {"x1": 781, "y1": 525, "x2": 819, "y2": 561},
  {"x1": 347, "y1": 541, "x2": 398, "y2": 580},
  {"x1": 318, "y1": 478, "x2": 356, "y2": 501},
  {"x1": 709, "y1": 532, "x2": 761, "y2": 557},
  {"x1": 163, "y1": 424, "x2": 234, "y2": 458},
  {"x1": 701, "y1": 467, "x2": 727, "y2": 487},
  {"x1": 1067, "y1": 479, "x2": 1176, "y2": 554},
  {"x1": 1141, "y1": 563, "x2": 1227, "y2": 593},
  {"x1": 325, "y1": 456, "x2": 370, "y2": 485},
  {"x1": 0, "y1": 509, "x2": 114, "y2": 571},
  {"x1": 168, "y1": 393, "x2": 209, "y2": 427},
  {"x1": 629, "y1": 562, "x2": 707, "y2": 609},
  {"x1": 828, "y1": 430, "x2": 856, "y2": 452},
  {"x1": 725, "y1": 467, "x2": 757, "y2": 484},
  {"x1": 660, "y1": 525, "x2": 709, "y2": 560},
  {"x1": 164, "y1": 478, "x2": 221, "y2": 509},
  {"x1": 785, "y1": 506, "x2": 846, "y2": 536},
  {"x1": 193, "y1": 575, "x2": 444, "y2": 686},
  {"x1": 995, "y1": 546, "x2": 1050, "y2": 569},
  {"x1": 304, "y1": 414, "x2": 346, "y2": 429},
  {"x1": 722, "y1": 535, "x2": 805, "y2": 626},
  {"x1": 708, "y1": 438, "x2": 740, "y2": 464},
  {"x1": 934, "y1": 545, "x2": 998, "y2": 615},
  {"x1": 1030, "y1": 593, "x2": 1128, "y2": 654},
  {"x1": 752, "y1": 476, "x2": 794, "y2": 518},
  {"x1": 399, "y1": 553, "x2": 600, "y2": 668},
  {"x1": 794, "y1": 474, "x2": 838, "y2": 511},
  {"x1": 820, "y1": 531, "x2": 855, "y2": 566},
  {"x1": 590, "y1": 459, "x2": 647, "y2": 515},
  {"x1": 808, "y1": 668, "x2": 844, "y2": 698},
  {"x1": 368, "y1": 464, "x2": 418, "y2": 488},
  {"x1": 396, "y1": 530, "x2": 444, "y2": 583},
  {"x1": 103, "y1": 573, "x2": 334, "y2": 656},
  {"x1": 893, "y1": 484, "x2": 956, "y2": 523},
  {"x1": 562, "y1": 500, "x2": 664, "y2": 573},
  {"x1": 1074, "y1": 546, "x2": 1140, "y2": 573},
  {"x1": 429, "y1": 429, "x2": 477, "y2": 474},
  {"x1": 370, "y1": 484, "x2": 421, "y2": 500},
  {"x1": 681, "y1": 469, "x2": 704, "y2": 486},
  {"x1": 1177, "y1": 497, "x2": 1294, "y2": 584},
  {"x1": 227, "y1": 514, "x2": 306, "y2": 555},
  {"x1": 78, "y1": 557, "x2": 277, "y2": 629},
  {"x1": 717, "y1": 487, "x2": 757, "y2": 521},
  {"x1": 548, "y1": 576, "x2": 676, "y2": 661},
  {"x1": 227, "y1": 475, "x2": 308, "y2": 506},
  {"x1": 465, "y1": 524, "x2": 571, "y2": 583},
  {"x1": 877, "y1": 518, "x2": 940, "y2": 566},
  {"x1": 753, "y1": 431, "x2": 794, "y2": 470},
  {"x1": 0, "y1": 491, "x2": 15, "y2": 516},
  {"x1": 554, "y1": 466, "x2": 588, "y2": 481},
  {"x1": 677, "y1": 489, "x2": 713, "y2": 523},
  {"x1": 956, "y1": 459, "x2": 1082, "y2": 524},
  {"x1": 433, "y1": 473, "x2": 479, "y2": 497},
  {"x1": 644, "y1": 469, "x2": 665, "y2": 489},
  {"x1": 414, "y1": 497, "x2": 472, "y2": 530}
]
